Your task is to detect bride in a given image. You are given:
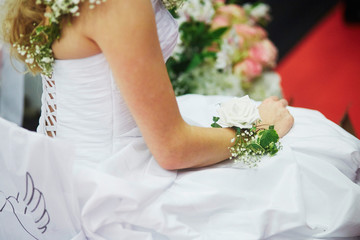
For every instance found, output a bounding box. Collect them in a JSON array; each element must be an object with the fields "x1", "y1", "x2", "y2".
[{"x1": 0, "y1": 0, "x2": 359, "y2": 239}]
